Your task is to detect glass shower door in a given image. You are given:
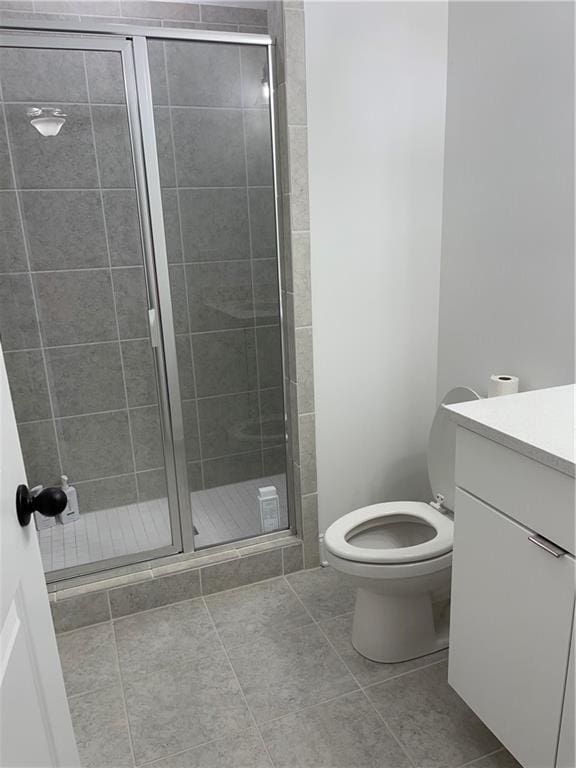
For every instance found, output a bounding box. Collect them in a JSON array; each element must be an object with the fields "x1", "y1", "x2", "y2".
[
  {"x1": 0, "y1": 35, "x2": 181, "y2": 578},
  {"x1": 146, "y1": 37, "x2": 288, "y2": 548}
]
